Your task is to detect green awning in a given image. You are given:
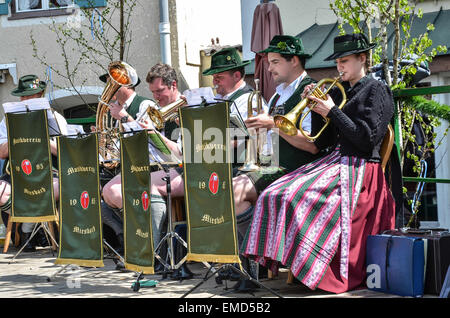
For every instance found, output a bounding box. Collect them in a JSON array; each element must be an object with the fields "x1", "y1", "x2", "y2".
[{"x1": 296, "y1": 8, "x2": 450, "y2": 69}]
